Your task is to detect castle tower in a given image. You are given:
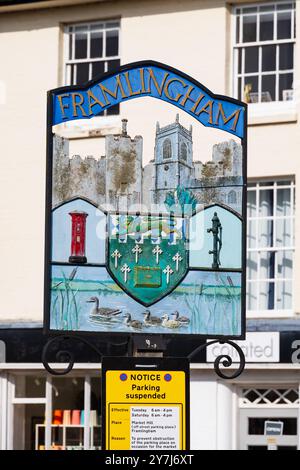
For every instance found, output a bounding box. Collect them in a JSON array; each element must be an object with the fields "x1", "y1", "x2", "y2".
[
  {"x1": 152, "y1": 114, "x2": 193, "y2": 205},
  {"x1": 105, "y1": 119, "x2": 143, "y2": 211}
]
